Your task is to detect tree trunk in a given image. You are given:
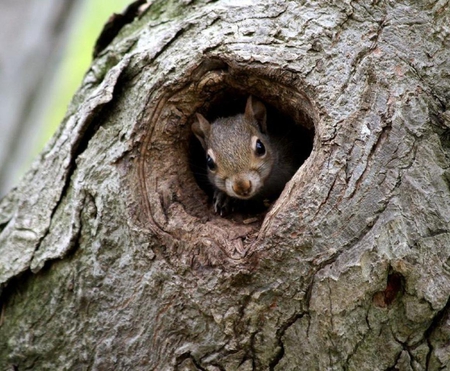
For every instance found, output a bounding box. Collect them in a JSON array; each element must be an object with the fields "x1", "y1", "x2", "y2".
[{"x1": 1, "y1": 0, "x2": 450, "y2": 370}]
